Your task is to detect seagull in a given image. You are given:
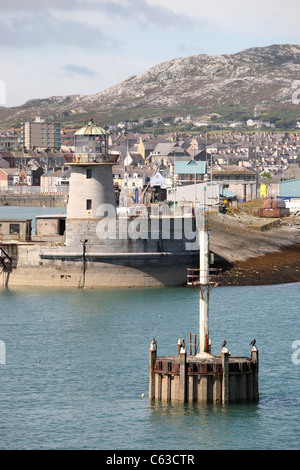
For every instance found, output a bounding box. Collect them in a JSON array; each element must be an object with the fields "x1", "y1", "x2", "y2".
[
  {"x1": 250, "y1": 339, "x2": 256, "y2": 346},
  {"x1": 222, "y1": 340, "x2": 227, "y2": 348}
]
